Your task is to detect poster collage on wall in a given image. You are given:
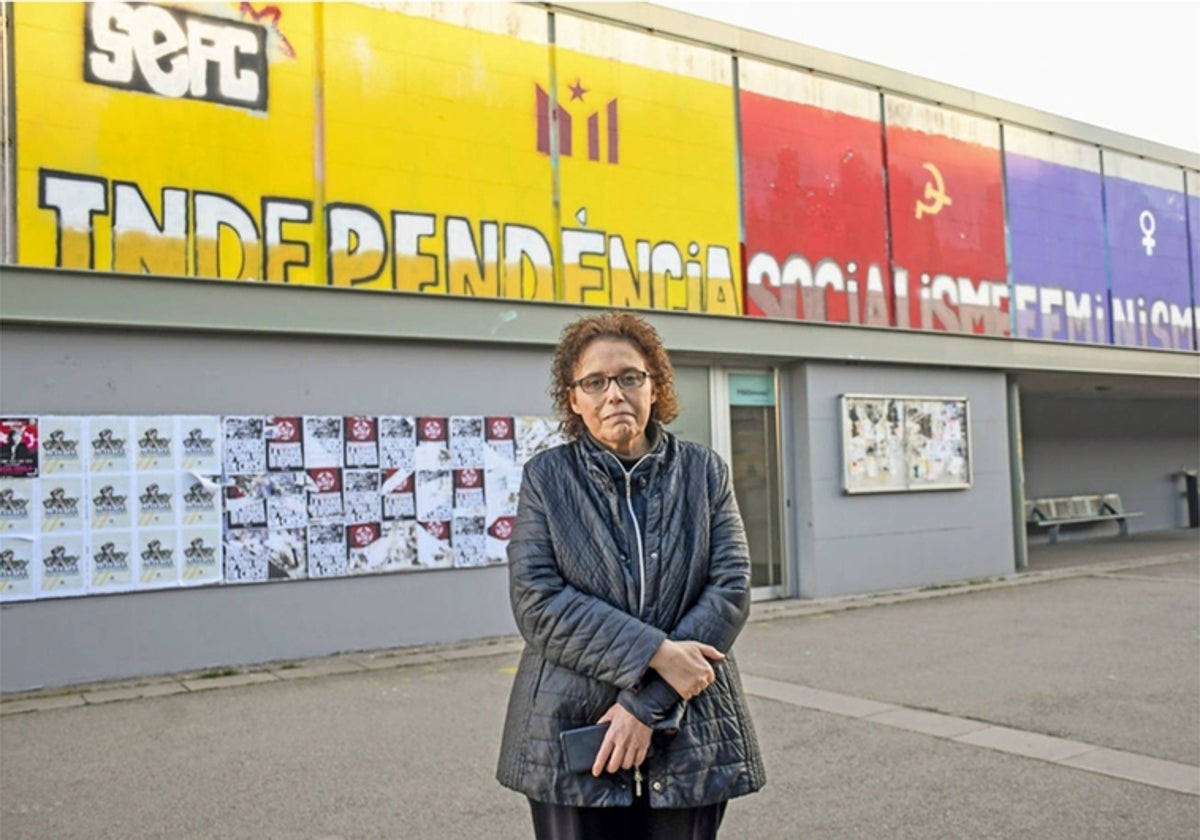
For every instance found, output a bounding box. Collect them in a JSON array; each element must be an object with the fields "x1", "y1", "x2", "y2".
[
  {"x1": 840, "y1": 395, "x2": 972, "y2": 494},
  {"x1": 0, "y1": 414, "x2": 564, "y2": 602}
]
